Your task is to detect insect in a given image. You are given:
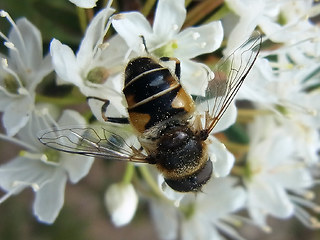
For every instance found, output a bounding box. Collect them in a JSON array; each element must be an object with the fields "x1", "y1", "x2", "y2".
[{"x1": 39, "y1": 33, "x2": 261, "y2": 192}]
